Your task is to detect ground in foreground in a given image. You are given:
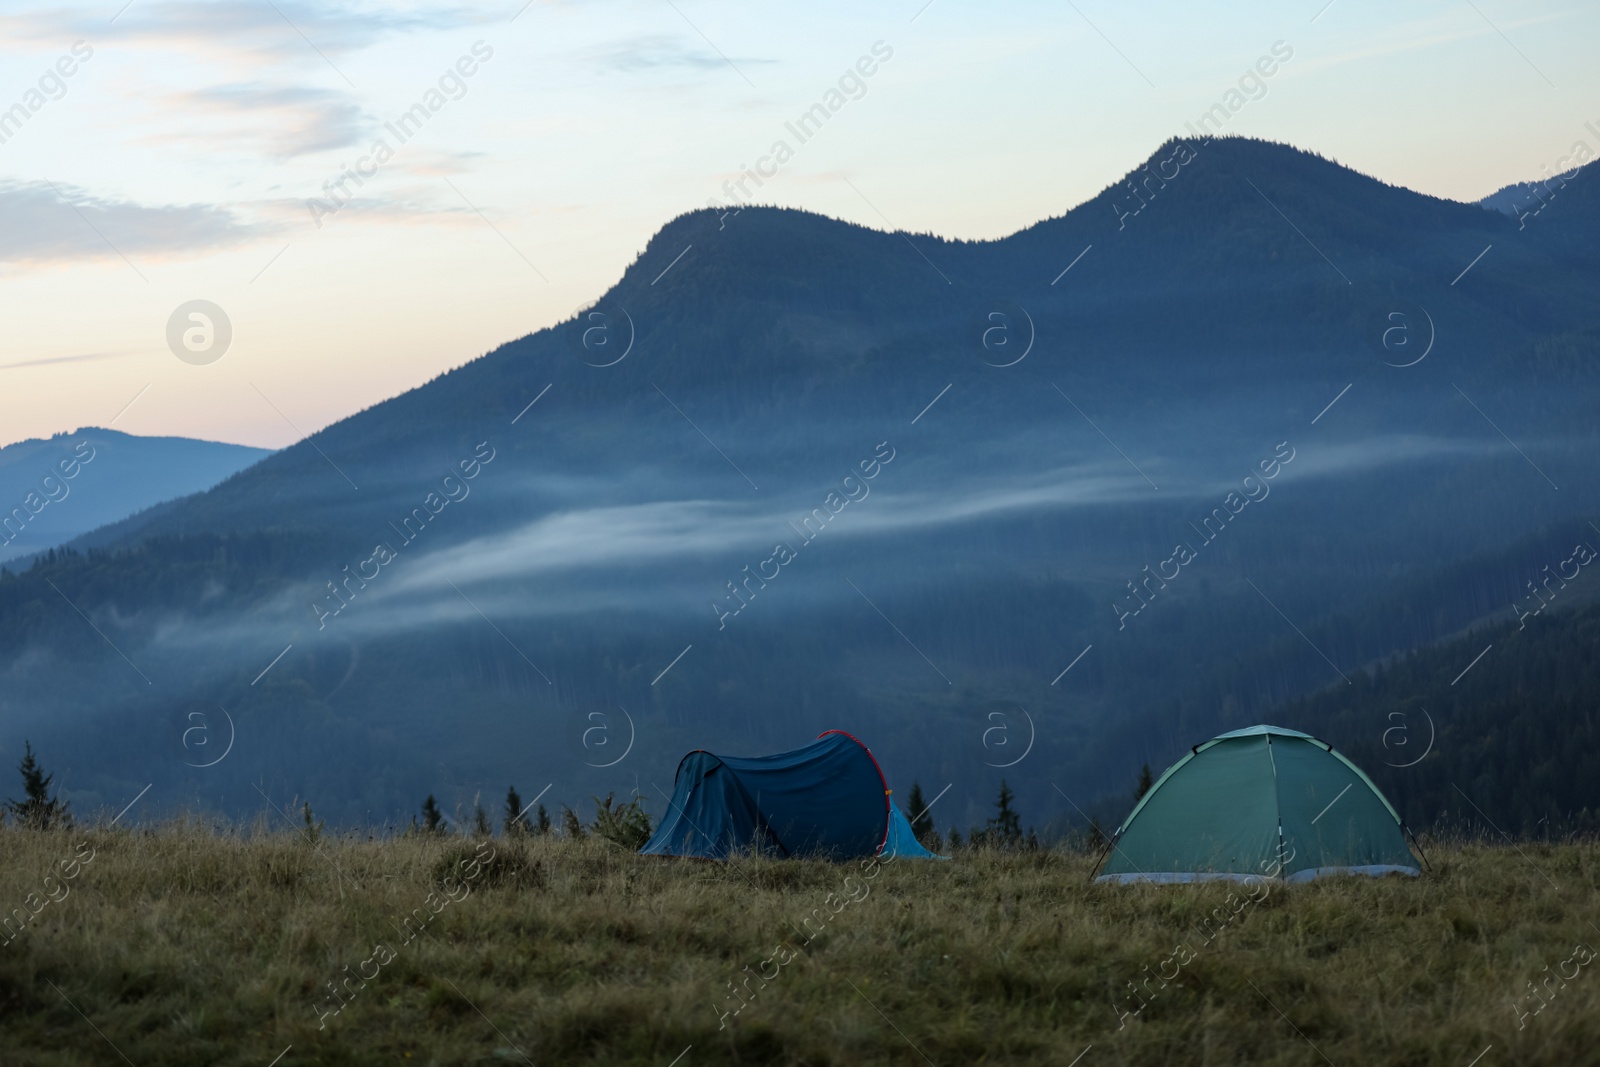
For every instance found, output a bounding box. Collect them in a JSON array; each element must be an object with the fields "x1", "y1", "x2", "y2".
[{"x1": 1, "y1": 828, "x2": 1597, "y2": 1065}]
